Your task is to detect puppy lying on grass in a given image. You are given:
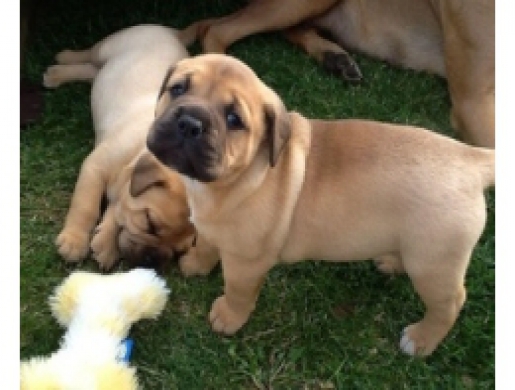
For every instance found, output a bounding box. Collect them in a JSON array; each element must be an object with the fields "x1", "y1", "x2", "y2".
[{"x1": 43, "y1": 24, "x2": 198, "y2": 271}]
